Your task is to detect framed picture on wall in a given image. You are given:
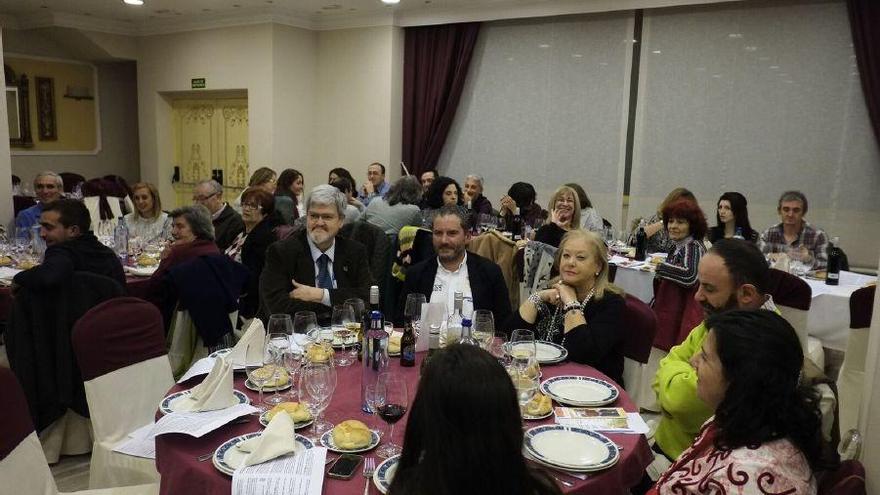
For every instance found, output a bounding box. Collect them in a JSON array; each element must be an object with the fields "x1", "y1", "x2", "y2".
[{"x1": 35, "y1": 76, "x2": 57, "y2": 141}]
